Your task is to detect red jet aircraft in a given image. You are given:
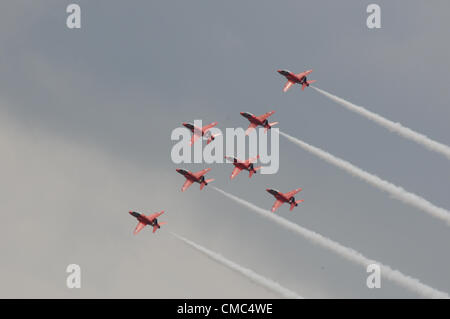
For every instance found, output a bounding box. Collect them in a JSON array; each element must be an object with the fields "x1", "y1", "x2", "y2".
[
  {"x1": 182, "y1": 121, "x2": 219, "y2": 145},
  {"x1": 240, "y1": 111, "x2": 279, "y2": 135},
  {"x1": 129, "y1": 210, "x2": 166, "y2": 234},
  {"x1": 176, "y1": 168, "x2": 214, "y2": 191},
  {"x1": 225, "y1": 155, "x2": 261, "y2": 179},
  {"x1": 278, "y1": 69, "x2": 316, "y2": 92},
  {"x1": 266, "y1": 188, "x2": 304, "y2": 212}
]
